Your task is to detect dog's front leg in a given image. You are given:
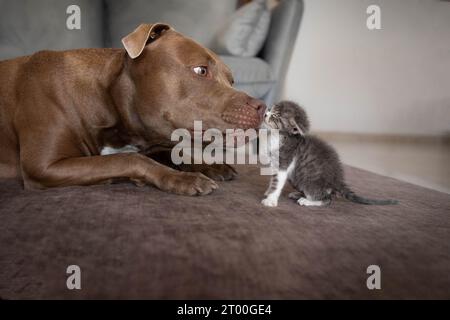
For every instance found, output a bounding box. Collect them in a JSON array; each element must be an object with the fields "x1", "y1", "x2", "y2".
[{"x1": 21, "y1": 153, "x2": 218, "y2": 196}]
